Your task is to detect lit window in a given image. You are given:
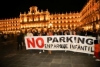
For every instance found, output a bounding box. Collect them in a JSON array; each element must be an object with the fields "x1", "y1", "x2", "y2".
[
  {"x1": 66, "y1": 25, "x2": 68, "y2": 27},
  {"x1": 69, "y1": 17, "x2": 71, "y2": 18},
  {"x1": 29, "y1": 18, "x2": 32, "y2": 22},
  {"x1": 24, "y1": 17, "x2": 27, "y2": 22},
  {"x1": 70, "y1": 20, "x2": 72, "y2": 22},
  {"x1": 59, "y1": 21, "x2": 60, "y2": 23},
  {"x1": 55, "y1": 21, "x2": 57, "y2": 23},
  {"x1": 55, "y1": 25, "x2": 57, "y2": 27},
  {"x1": 59, "y1": 25, "x2": 60, "y2": 27}
]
